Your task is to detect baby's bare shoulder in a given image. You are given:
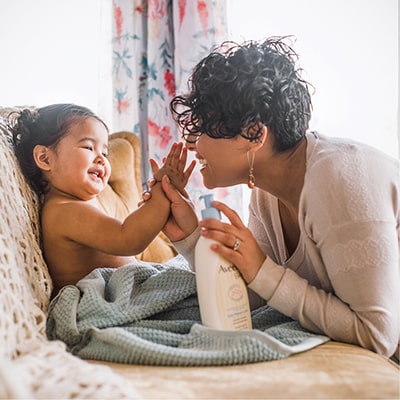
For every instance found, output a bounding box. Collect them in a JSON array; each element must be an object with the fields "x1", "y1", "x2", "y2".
[{"x1": 43, "y1": 196, "x2": 101, "y2": 219}]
